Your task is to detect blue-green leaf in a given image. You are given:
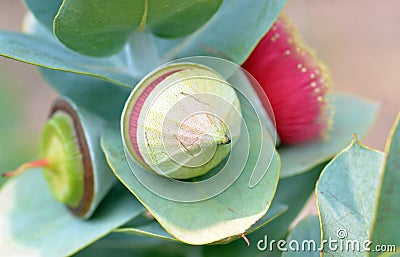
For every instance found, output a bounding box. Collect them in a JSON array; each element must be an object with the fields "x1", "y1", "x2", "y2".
[
  {"x1": 371, "y1": 114, "x2": 400, "y2": 256},
  {"x1": 203, "y1": 164, "x2": 324, "y2": 257},
  {"x1": 114, "y1": 202, "x2": 288, "y2": 243},
  {"x1": 316, "y1": 138, "x2": 385, "y2": 257},
  {"x1": 73, "y1": 233, "x2": 196, "y2": 257},
  {"x1": 282, "y1": 216, "x2": 321, "y2": 257},
  {"x1": 0, "y1": 171, "x2": 145, "y2": 257},
  {"x1": 101, "y1": 101, "x2": 281, "y2": 245},
  {"x1": 0, "y1": 31, "x2": 136, "y2": 88},
  {"x1": 39, "y1": 68, "x2": 131, "y2": 122}
]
